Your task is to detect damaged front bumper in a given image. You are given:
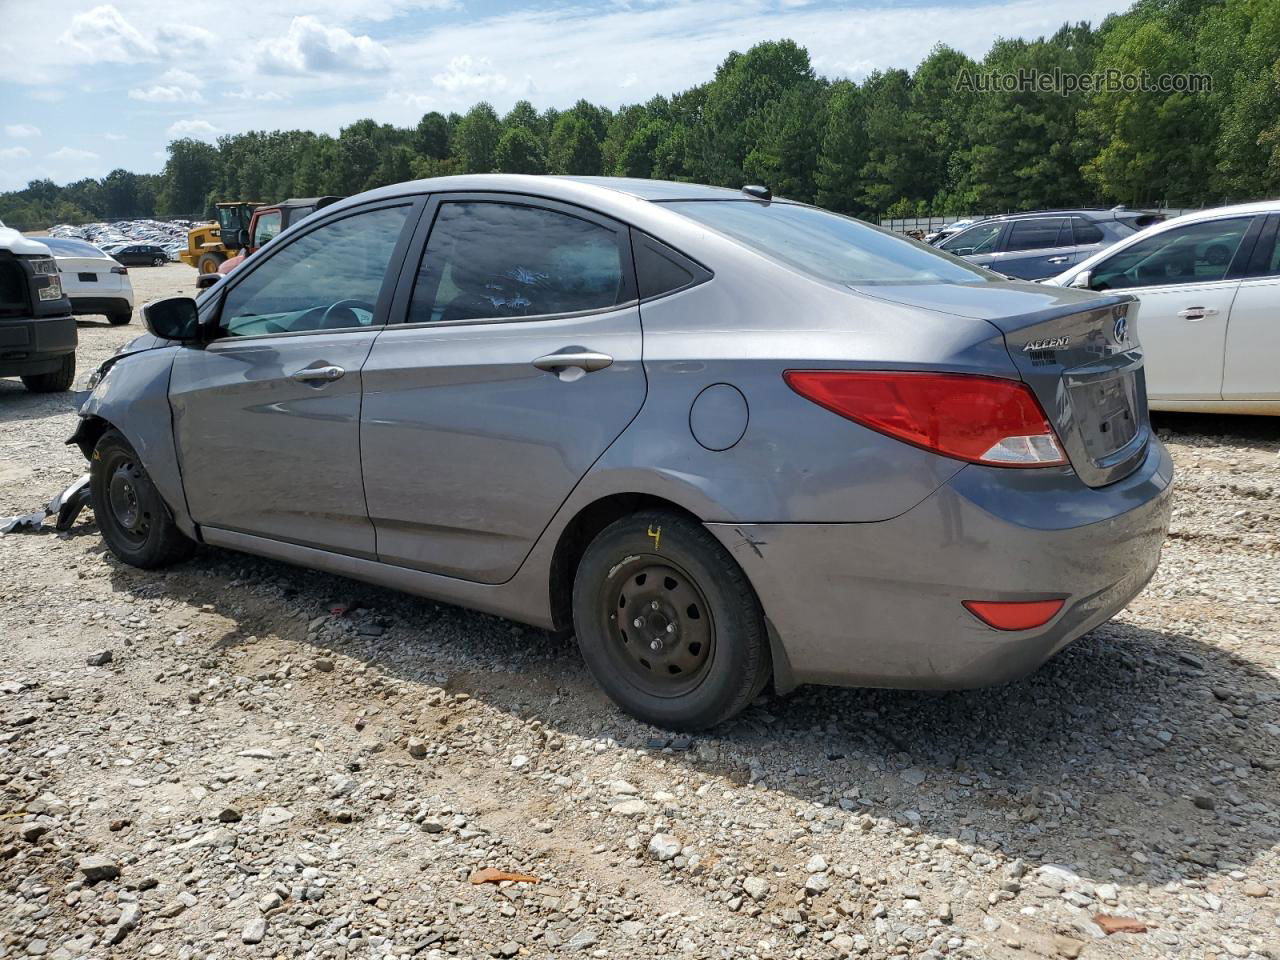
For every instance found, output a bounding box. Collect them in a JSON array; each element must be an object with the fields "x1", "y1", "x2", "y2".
[{"x1": 0, "y1": 473, "x2": 91, "y2": 534}]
